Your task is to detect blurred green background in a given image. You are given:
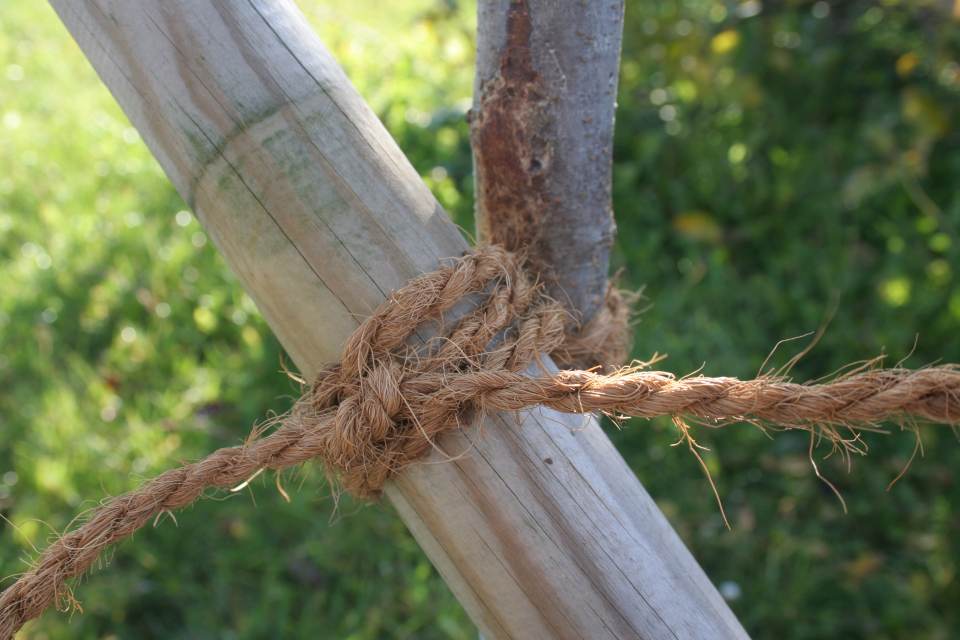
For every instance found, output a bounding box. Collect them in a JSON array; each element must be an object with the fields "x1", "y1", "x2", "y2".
[{"x1": 2, "y1": 0, "x2": 959, "y2": 638}]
